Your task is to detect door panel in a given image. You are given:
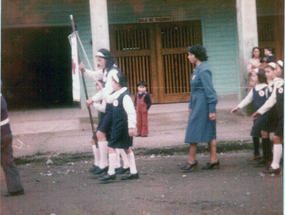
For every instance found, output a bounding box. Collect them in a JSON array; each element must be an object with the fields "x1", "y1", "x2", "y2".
[{"x1": 110, "y1": 21, "x2": 202, "y2": 104}]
